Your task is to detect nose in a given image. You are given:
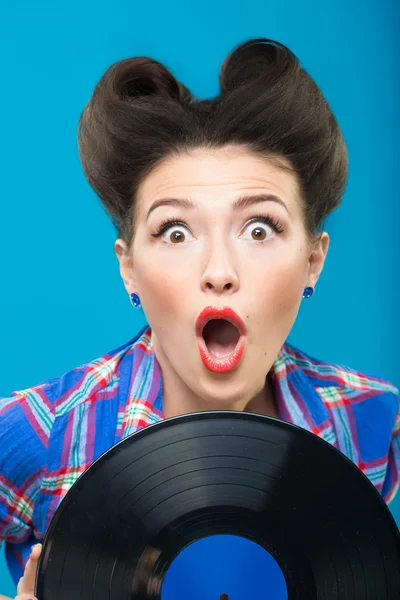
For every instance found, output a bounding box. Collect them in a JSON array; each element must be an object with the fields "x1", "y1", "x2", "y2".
[{"x1": 200, "y1": 243, "x2": 239, "y2": 295}]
